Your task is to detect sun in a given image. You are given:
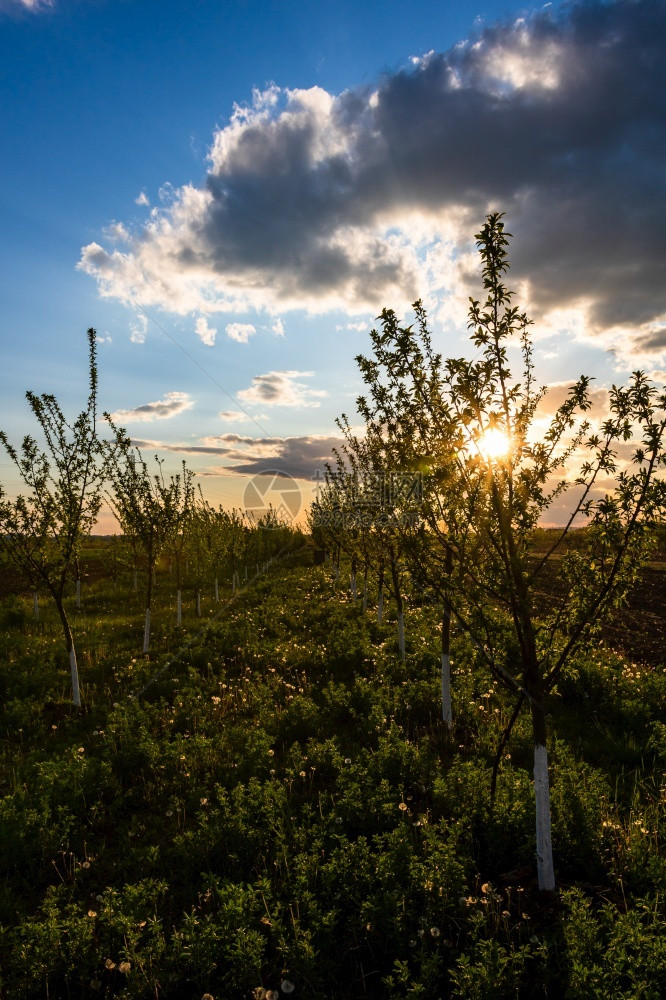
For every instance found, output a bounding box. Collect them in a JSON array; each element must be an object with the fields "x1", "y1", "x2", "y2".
[{"x1": 477, "y1": 428, "x2": 511, "y2": 461}]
